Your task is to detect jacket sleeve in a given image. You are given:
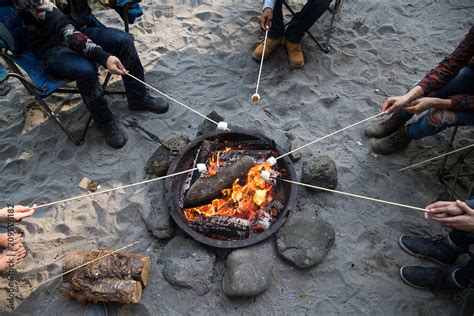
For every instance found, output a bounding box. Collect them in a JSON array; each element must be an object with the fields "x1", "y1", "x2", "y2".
[
  {"x1": 417, "y1": 27, "x2": 474, "y2": 95},
  {"x1": 13, "y1": 0, "x2": 111, "y2": 66},
  {"x1": 262, "y1": 0, "x2": 275, "y2": 10},
  {"x1": 449, "y1": 94, "x2": 474, "y2": 111}
]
